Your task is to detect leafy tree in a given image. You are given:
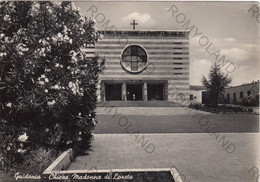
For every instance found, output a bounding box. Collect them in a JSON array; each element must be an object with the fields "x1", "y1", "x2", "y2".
[
  {"x1": 202, "y1": 63, "x2": 232, "y2": 107},
  {"x1": 0, "y1": 1, "x2": 105, "y2": 170}
]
